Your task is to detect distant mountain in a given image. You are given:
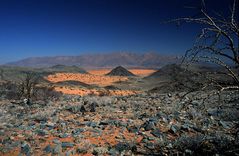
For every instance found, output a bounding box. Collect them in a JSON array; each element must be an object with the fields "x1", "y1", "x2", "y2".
[
  {"x1": 6, "y1": 52, "x2": 180, "y2": 68},
  {"x1": 45, "y1": 64, "x2": 87, "y2": 73}
]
